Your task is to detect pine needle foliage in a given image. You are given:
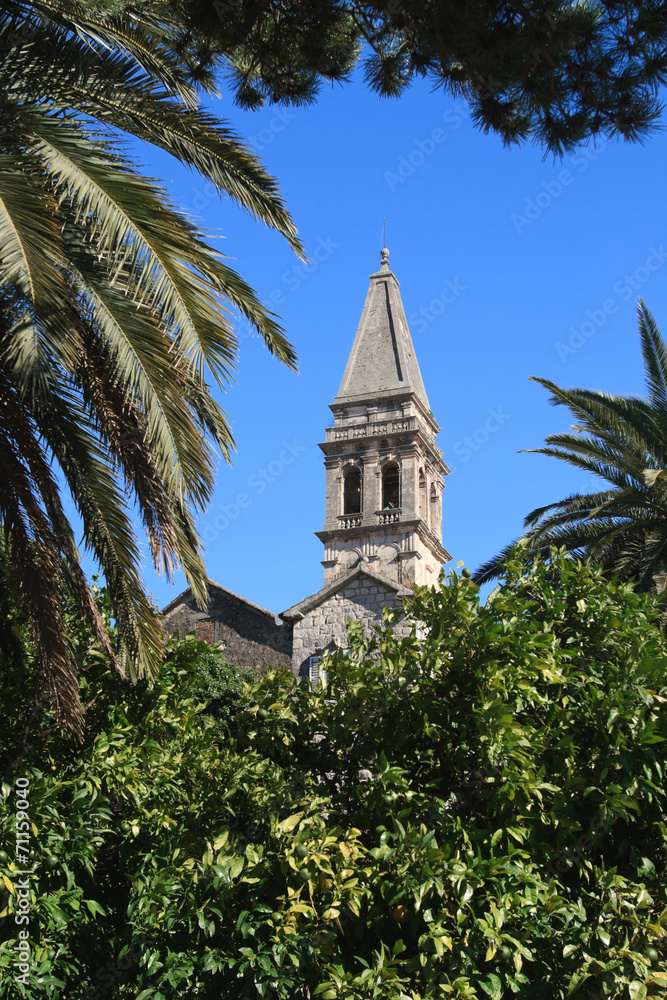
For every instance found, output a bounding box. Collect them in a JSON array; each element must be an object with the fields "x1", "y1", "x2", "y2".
[
  {"x1": 0, "y1": 0, "x2": 302, "y2": 736},
  {"x1": 154, "y1": 0, "x2": 667, "y2": 154}
]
